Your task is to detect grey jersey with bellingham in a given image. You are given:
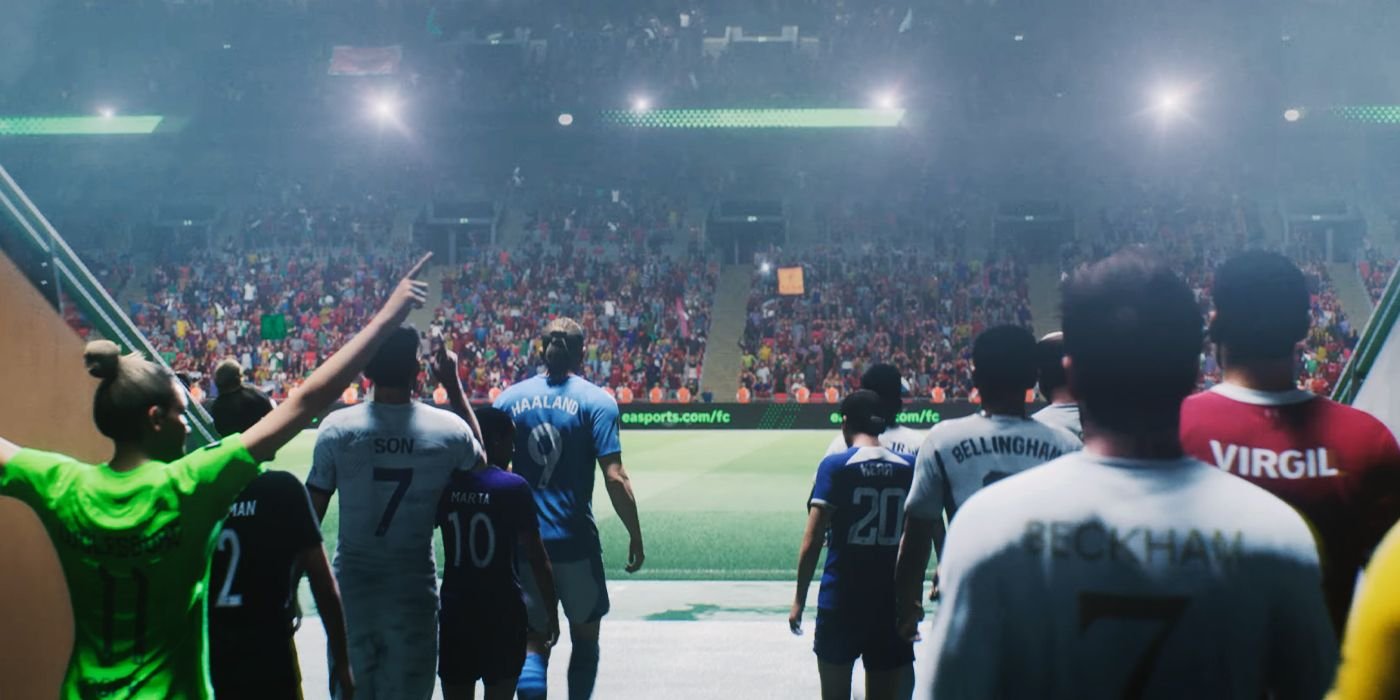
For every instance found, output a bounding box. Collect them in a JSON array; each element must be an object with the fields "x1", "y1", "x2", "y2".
[{"x1": 906, "y1": 412, "x2": 1082, "y2": 522}]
